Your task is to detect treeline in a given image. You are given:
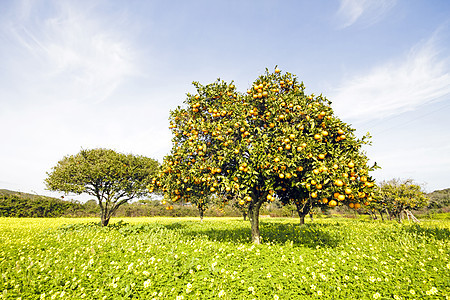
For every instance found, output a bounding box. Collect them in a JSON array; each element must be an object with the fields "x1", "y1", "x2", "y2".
[
  {"x1": 1, "y1": 188, "x2": 449, "y2": 219},
  {"x1": 0, "y1": 190, "x2": 294, "y2": 218},
  {"x1": 0, "y1": 192, "x2": 81, "y2": 217}
]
